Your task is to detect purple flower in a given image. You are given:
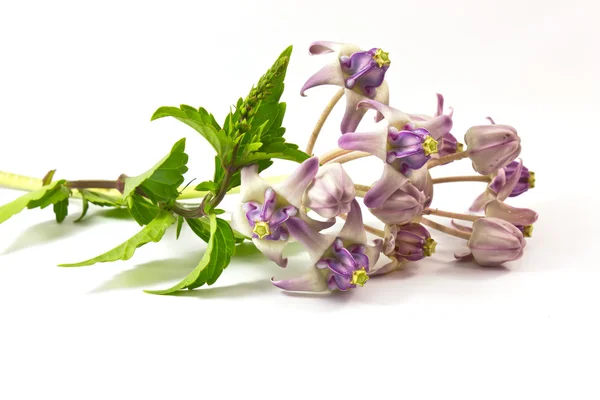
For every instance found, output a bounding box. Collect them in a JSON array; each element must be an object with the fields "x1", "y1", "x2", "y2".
[
  {"x1": 338, "y1": 99, "x2": 452, "y2": 174},
  {"x1": 272, "y1": 200, "x2": 382, "y2": 292},
  {"x1": 363, "y1": 164, "x2": 427, "y2": 225},
  {"x1": 300, "y1": 41, "x2": 390, "y2": 133},
  {"x1": 485, "y1": 200, "x2": 538, "y2": 237},
  {"x1": 232, "y1": 157, "x2": 334, "y2": 268},
  {"x1": 438, "y1": 132, "x2": 463, "y2": 158},
  {"x1": 465, "y1": 124, "x2": 521, "y2": 175},
  {"x1": 384, "y1": 223, "x2": 436, "y2": 262},
  {"x1": 302, "y1": 163, "x2": 355, "y2": 219},
  {"x1": 504, "y1": 161, "x2": 535, "y2": 197},
  {"x1": 470, "y1": 159, "x2": 527, "y2": 212},
  {"x1": 455, "y1": 217, "x2": 526, "y2": 267}
]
